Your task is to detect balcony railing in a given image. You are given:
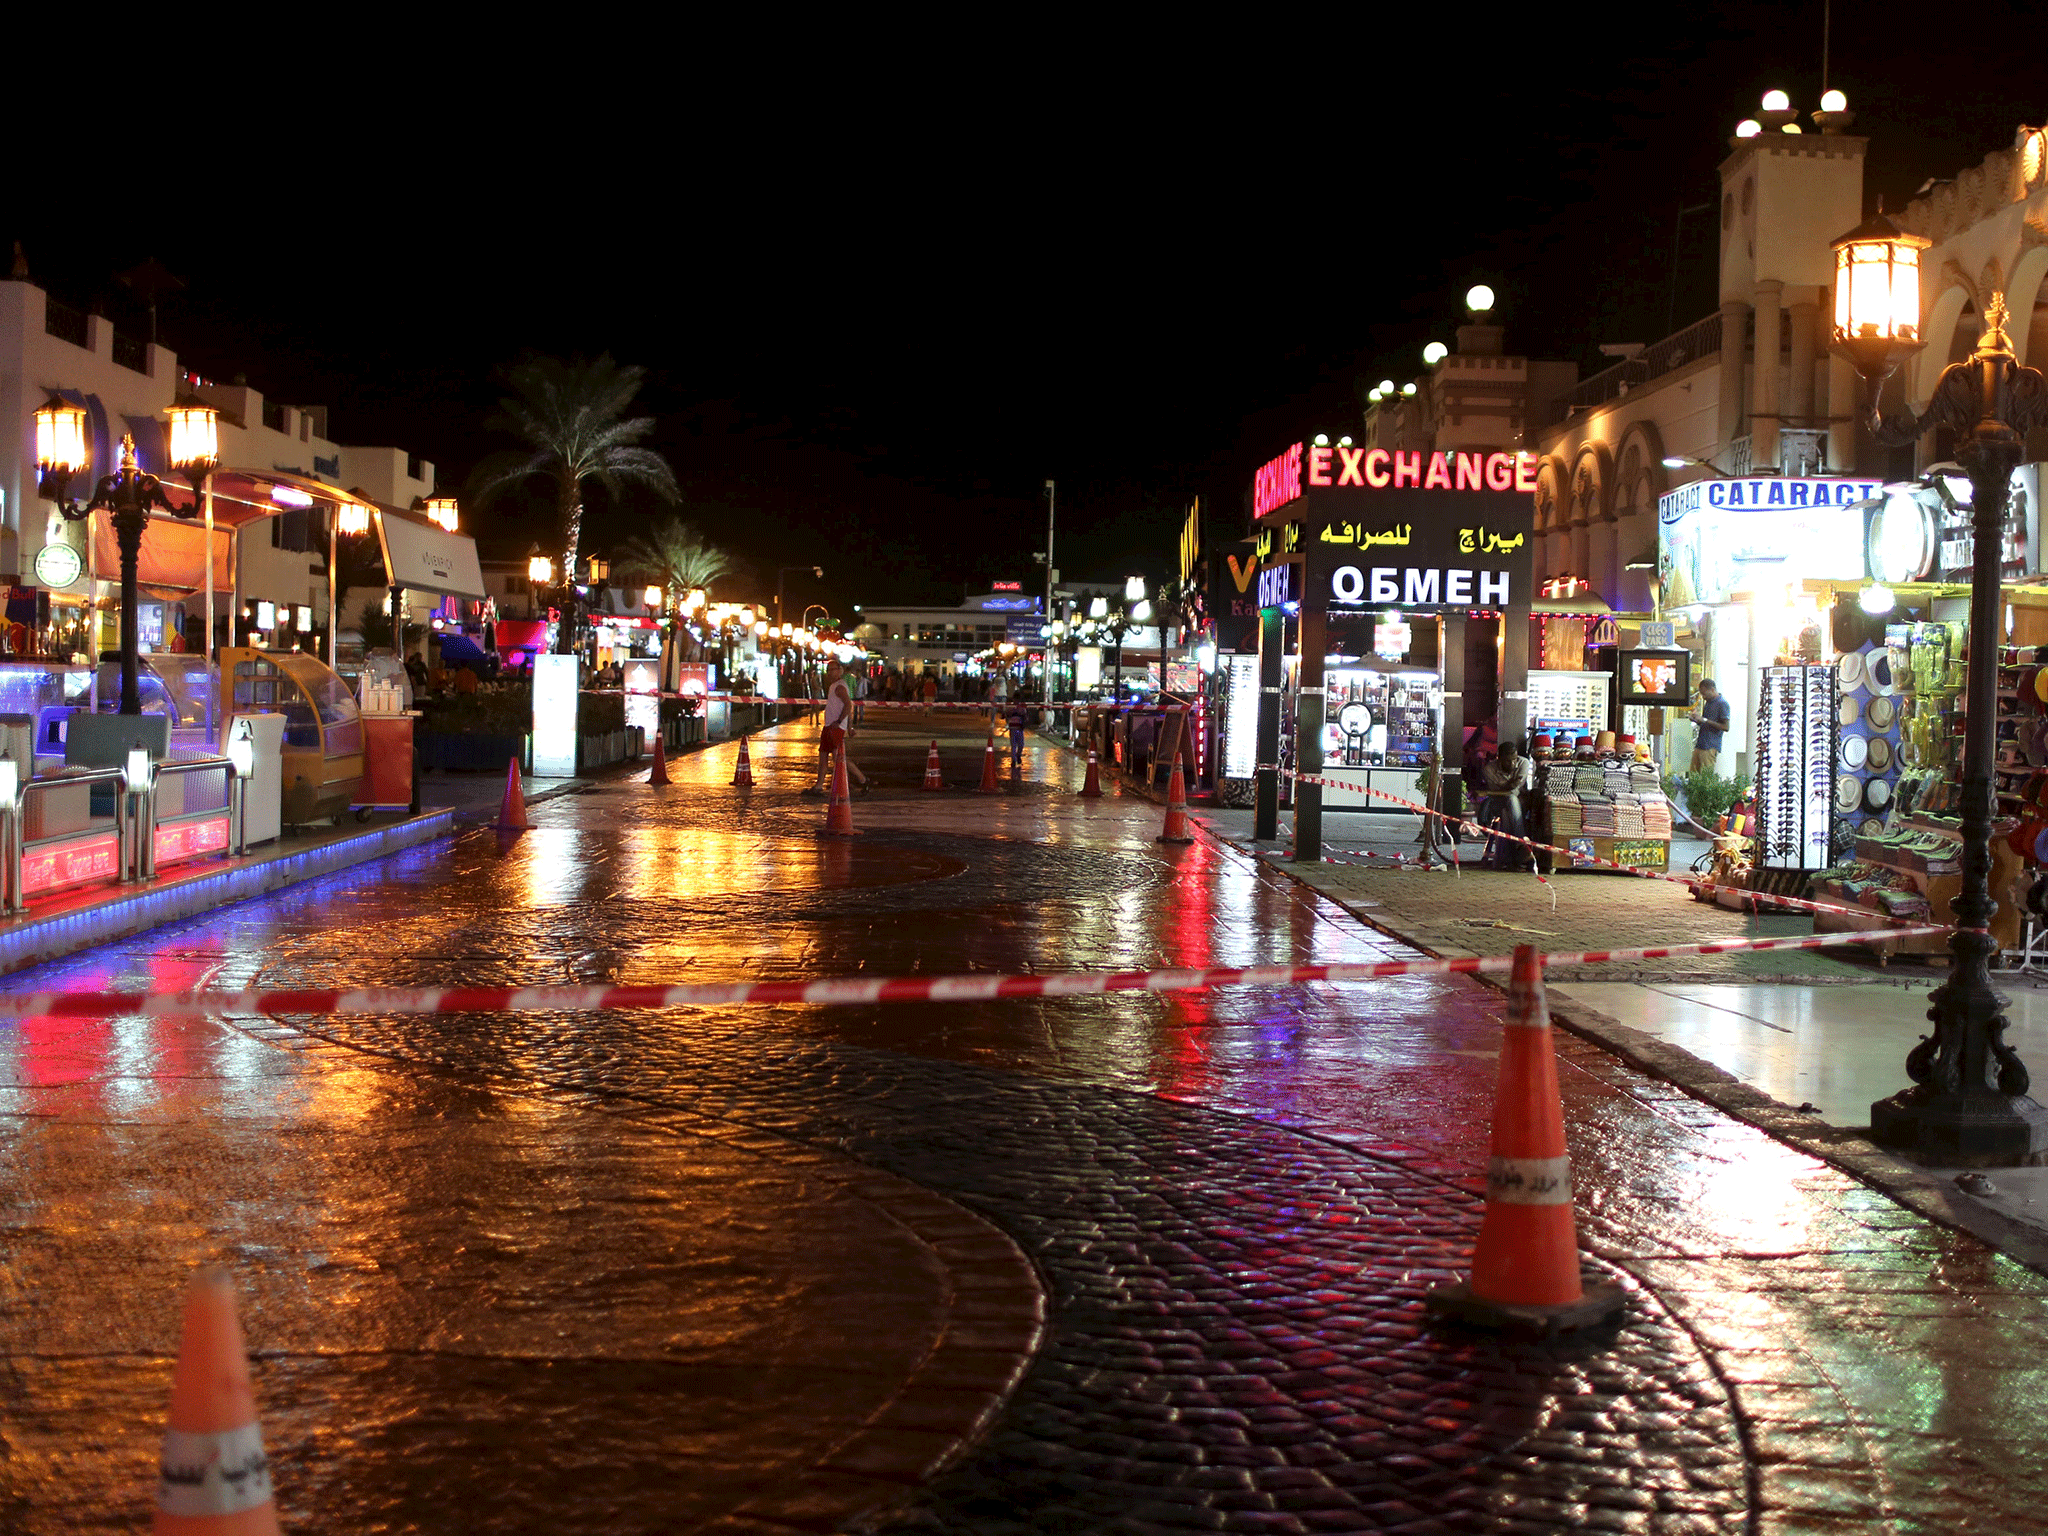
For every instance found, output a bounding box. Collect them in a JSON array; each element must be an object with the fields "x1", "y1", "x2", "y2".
[
  {"x1": 111, "y1": 330, "x2": 147, "y2": 372},
  {"x1": 44, "y1": 299, "x2": 88, "y2": 347},
  {"x1": 1545, "y1": 312, "x2": 1726, "y2": 426}
]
